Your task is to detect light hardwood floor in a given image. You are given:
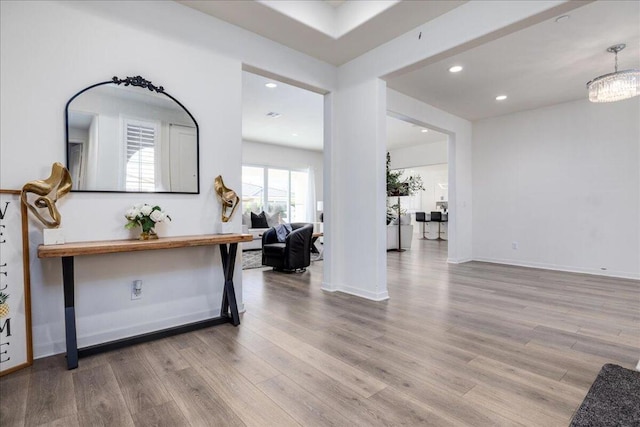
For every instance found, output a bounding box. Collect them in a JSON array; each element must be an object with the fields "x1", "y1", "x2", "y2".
[{"x1": 1, "y1": 239, "x2": 638, "y2": 426}]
